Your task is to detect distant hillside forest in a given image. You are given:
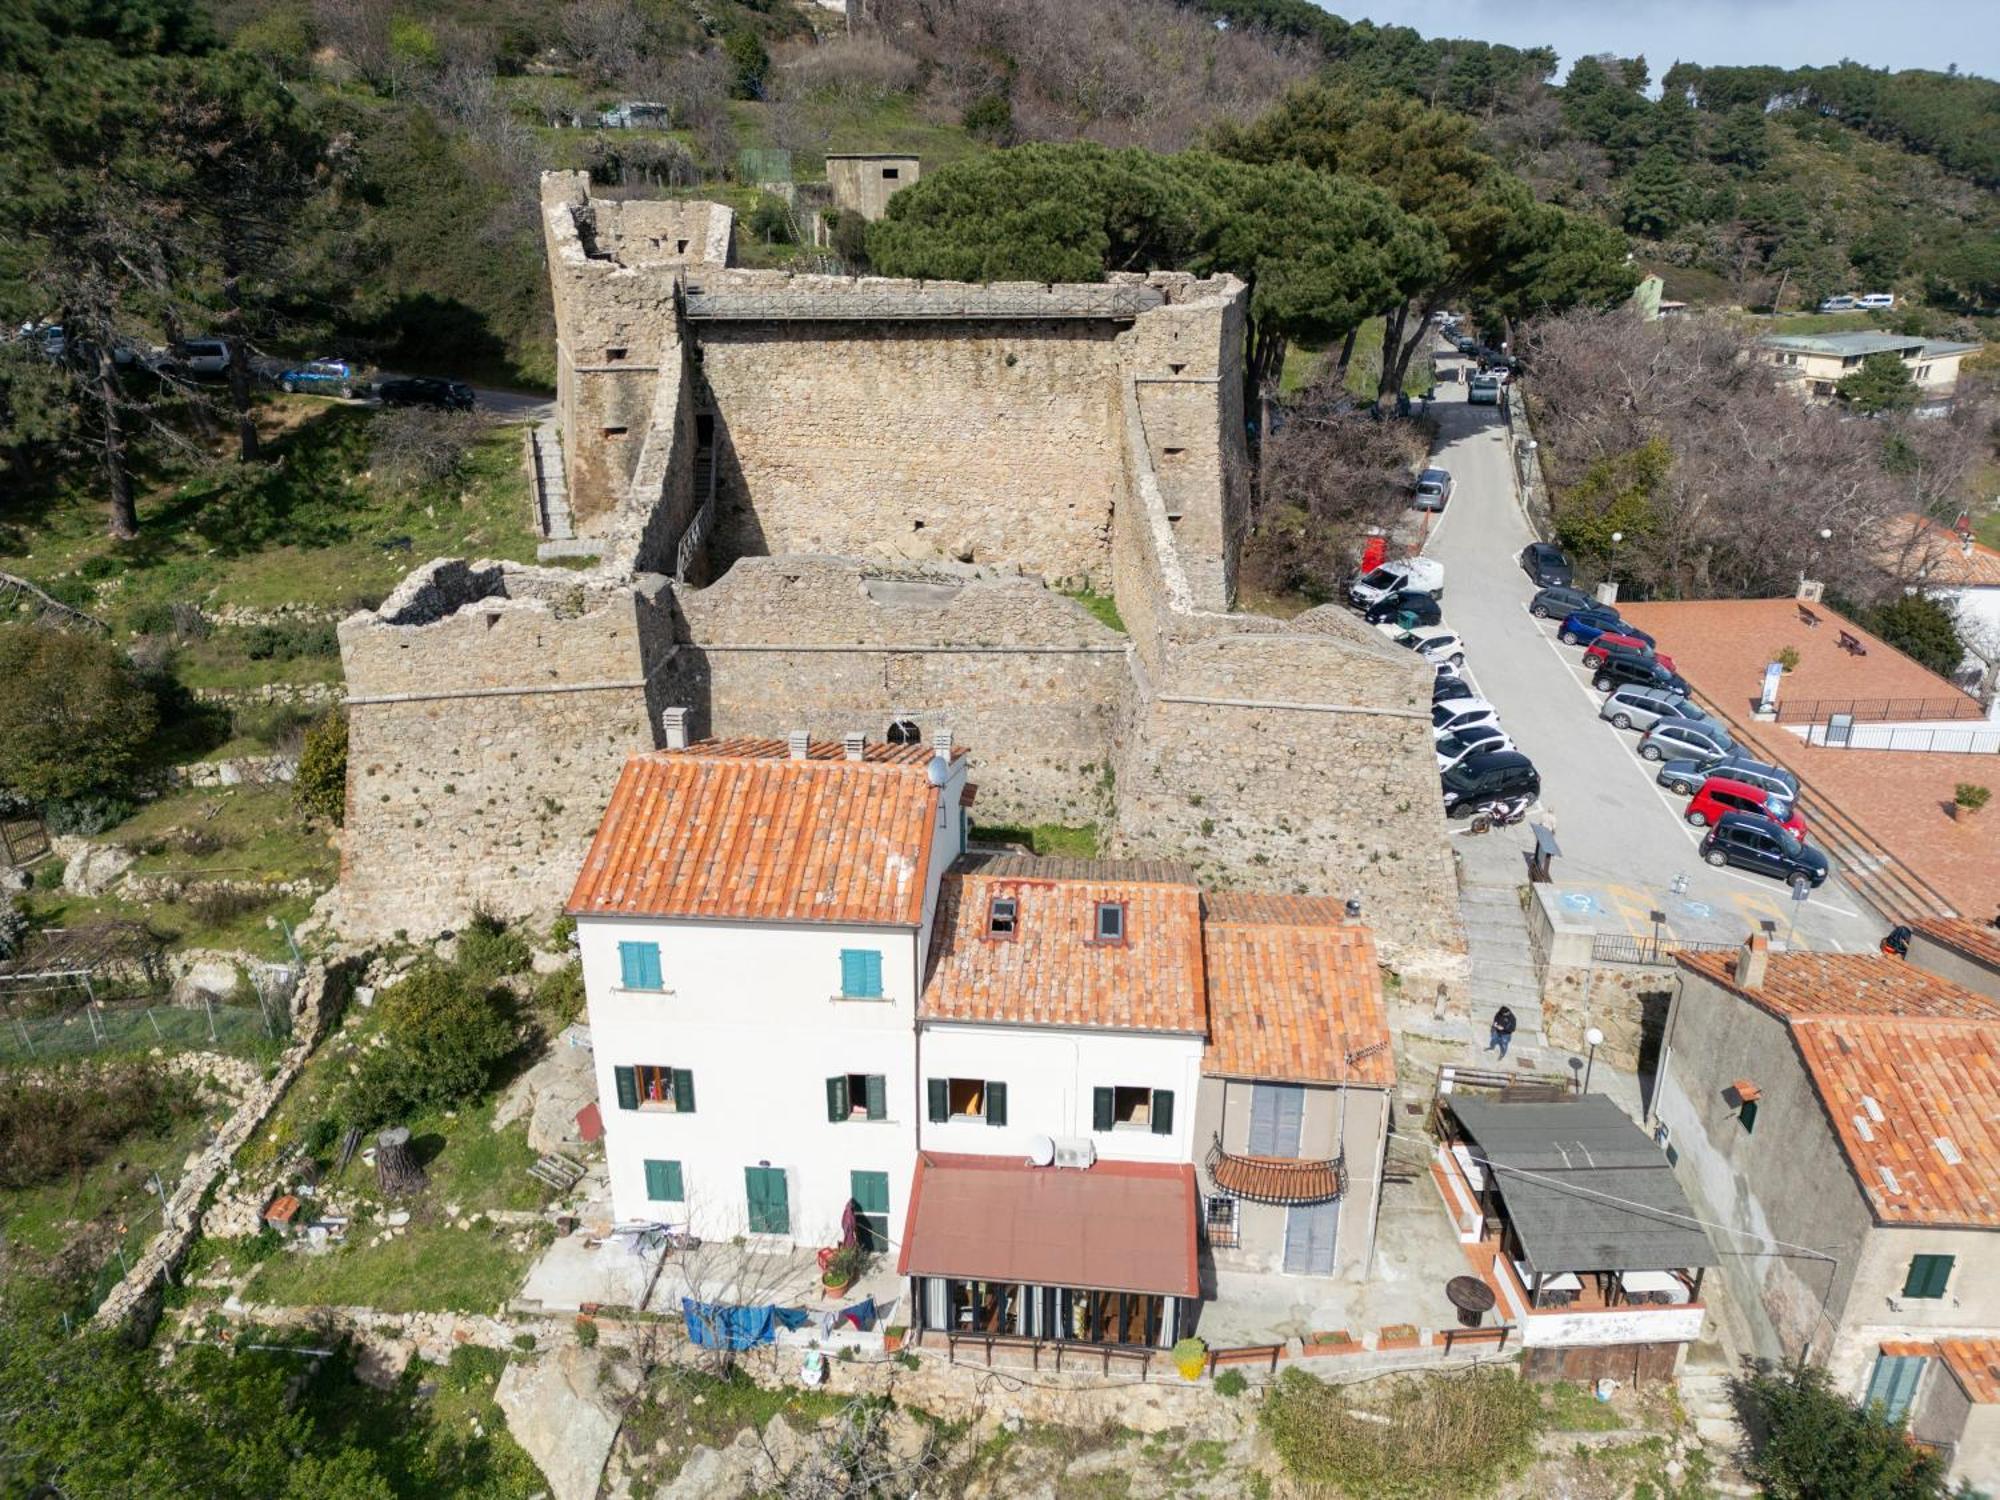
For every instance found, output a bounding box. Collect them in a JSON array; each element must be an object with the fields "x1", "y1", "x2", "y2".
[{"x1": 0, "y1": 0, "x2": 1994, "y2": 425}]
